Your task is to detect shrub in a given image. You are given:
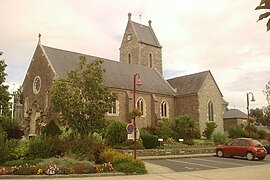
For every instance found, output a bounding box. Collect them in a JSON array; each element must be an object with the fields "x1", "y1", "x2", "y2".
[
  {"x1": 0, "y1": 127, "x2": 10, "y2": 164},
  {"x1": 213, "y1": 132, "x2": 228, "y2": 145},
  {"x1": 202, "y1": 122, "x2": 217, "y2": 139},
  {"x1": 7, "y1": 139, "x2": 29, "y2": 160},
  {"x1": 105, "y1": 120, "x2": 127, "y2": 148},
  {"x1": 115, "y1": 159, "x2": 147, "y2": 174},
  {"x1": 3, "y1": 159, "x2": 43, "y2": 166},
  {"x1": 6, "y1": 126, "x2": 24, "y2": 139},
  {"x1": 67, "y1": 138, "x2": 106, "y2": 162},
  {"x1": 120, "y1": 138, "x2": 144, "y2": 150},
  {"x1": 140, "y1": 130, "x2": 159, "y2": 149},
  {"x1": 111, "y1": 152, "x2": 133, "y2": 165},
  {"x1": 258, "y1": 129, "x2": 267, "y2": 139},
  {"x1": 100, "y1": 148, "x2": 120, "y2": 163},
  {"x1": 228, "y1": 125, "x2": 245, "y2": 138},
  {"x1": 99, "y1": 148, "x2": 147, "y2": 174},
  {"x1": 42, "y1": 120, "x2": 62, "y2": 137},
  {"x1": 155, "y1": 119, "x2": 174, "y2": 141},
  {"x1": 183, "y1": 139, "x2": 194, "y2": 145},
  {"x1": 173, "y1": 115, "x2": 200, "y2": 141},
  {"x1": 28, "y1": 136, "x2": 54, "y2": 159}
]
